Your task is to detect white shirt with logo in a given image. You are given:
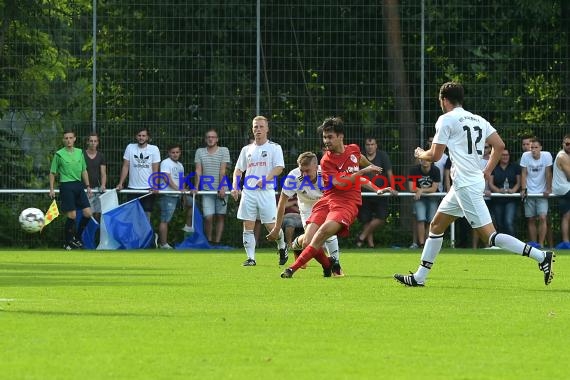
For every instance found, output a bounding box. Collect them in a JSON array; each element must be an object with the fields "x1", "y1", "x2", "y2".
[
  {"x1": 433, "y1": 107, "x2": 496, "y2": 189},
  {"x1": 281, "y1": 166, "x2": 324, "y2": 217},
  {"x1": 123, "y1": 143, "x2": 161, "y2": 189},
  {"x1": 235, "y1": 141, "x2": 284, "y2": 190},
  {"x1": 520, "y1": 151, "x2": 553, "y2": 194}
]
